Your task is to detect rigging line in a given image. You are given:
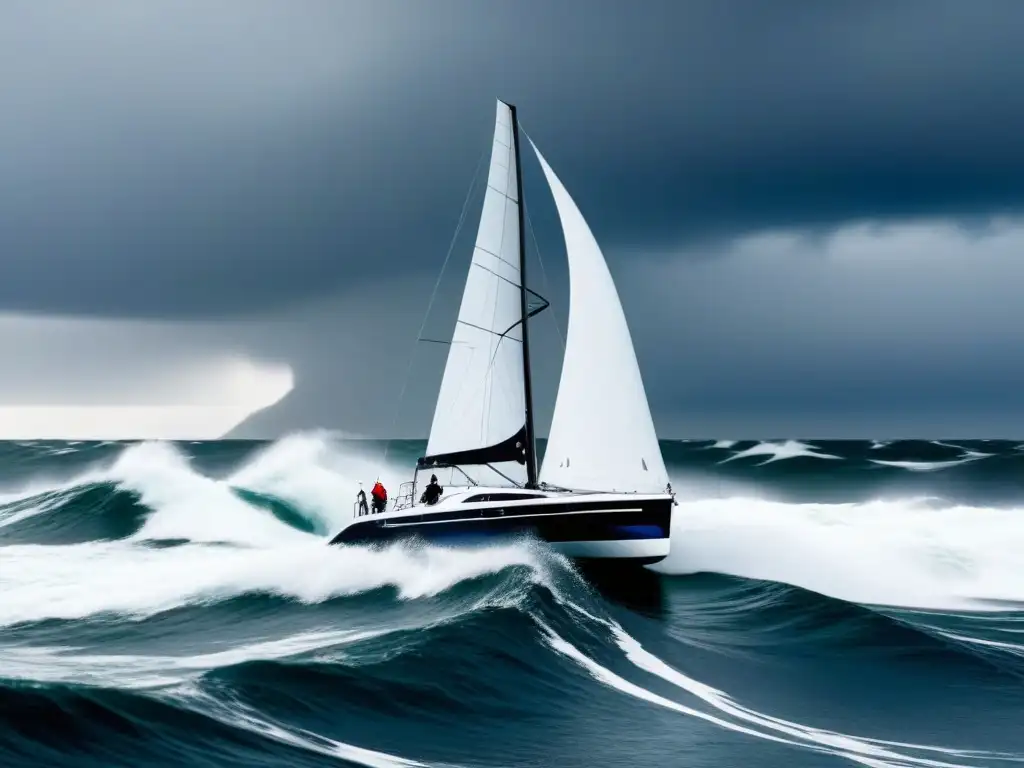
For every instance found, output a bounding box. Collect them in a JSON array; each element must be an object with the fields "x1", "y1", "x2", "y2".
[
  {"x1": 466, "y1": 260, "x2": 552, "y2": 310},
  {"x1": 457, "y1": 317, "x2": 522, "y2": 339},
  {"x1": 378, "y1": 141, "x2": 490, "y2": 474},
  {"x1": 524, "y1": 199, "x2": 566, "y2": 353},
  {"x1": 468, "y1": 260, "x2": 522, "y2": 291}
]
